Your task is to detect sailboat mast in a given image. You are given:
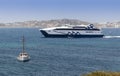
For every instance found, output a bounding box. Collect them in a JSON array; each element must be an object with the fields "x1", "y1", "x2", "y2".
[{"x1": 22, "y1": 36, "x2": 25, "y2": 53}]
